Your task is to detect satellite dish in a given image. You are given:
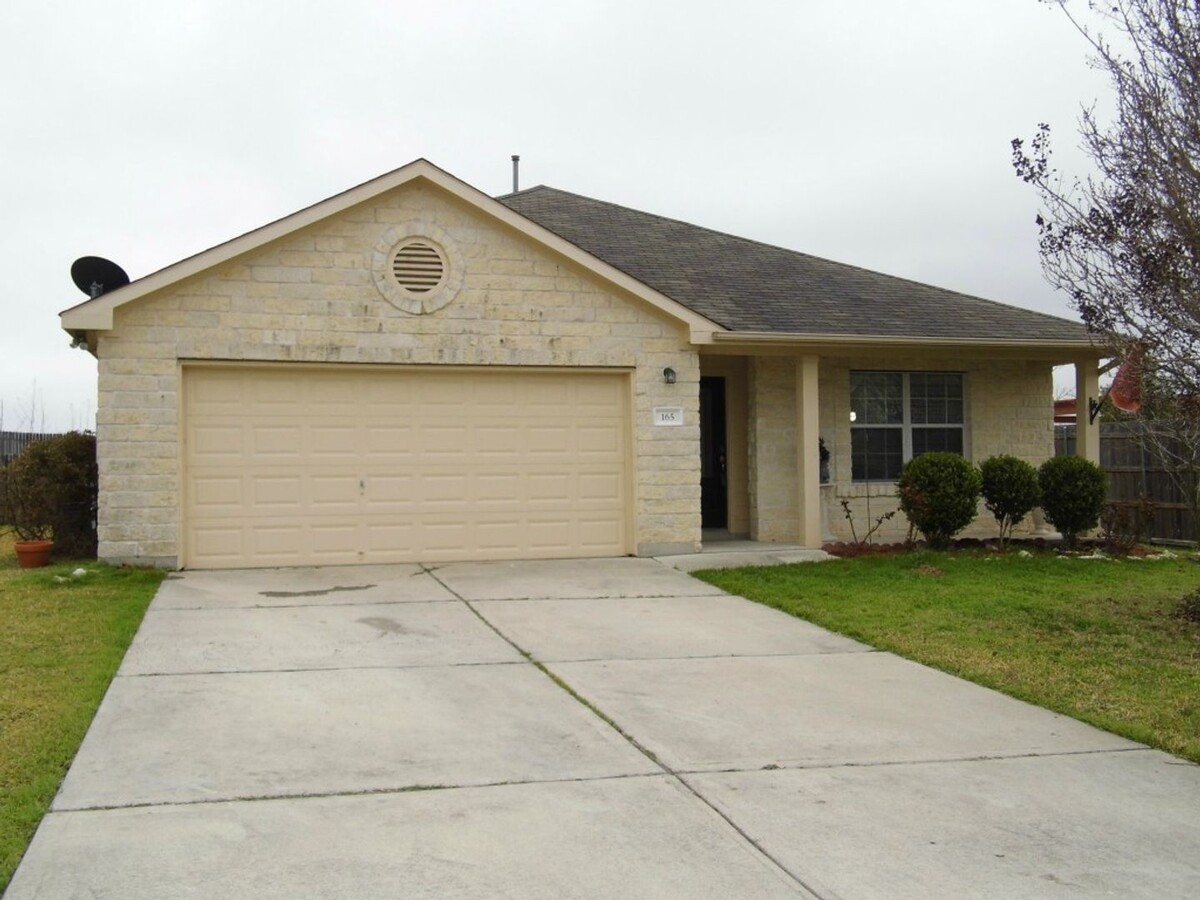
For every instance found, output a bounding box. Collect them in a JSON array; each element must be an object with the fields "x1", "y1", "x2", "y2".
[{"x1": 71, "y1": 256, "x2": 130, "y2": 298}]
